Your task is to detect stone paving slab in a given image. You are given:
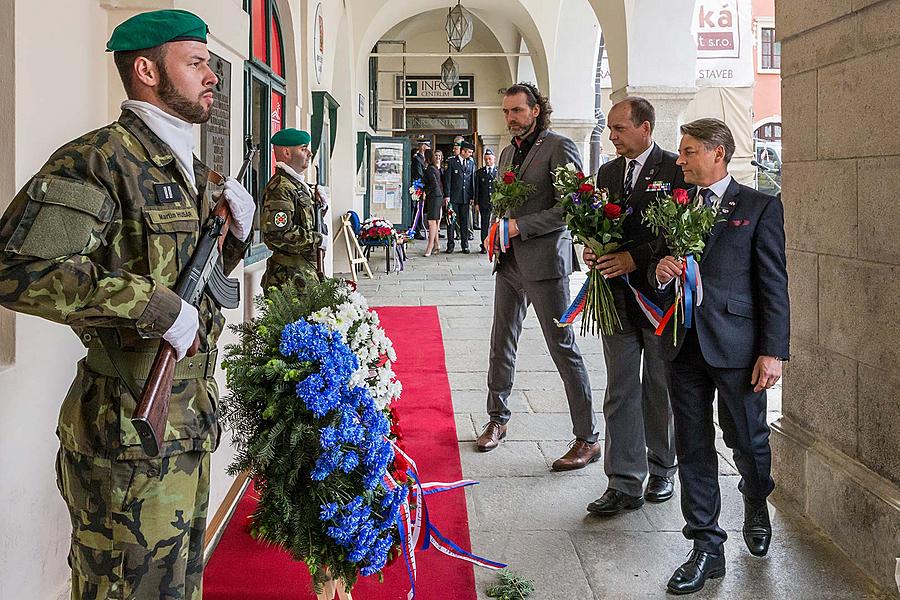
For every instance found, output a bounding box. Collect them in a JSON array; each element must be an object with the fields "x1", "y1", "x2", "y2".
[
  {"x1": 458, "y1": 441, "x2": 549, "y2": 479},
  {"x1": 451, "y1": 390, "x2": 529, "y2": 414},
  {"x1": 524, "y1": 388, "x2": 607, "y2": 413},
  {"x1": 466, "y1": 475, "x2": 655, "y2": 534},
  {"x1": 471, "y1": 531, "x2": 595, "y2": 600}
]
